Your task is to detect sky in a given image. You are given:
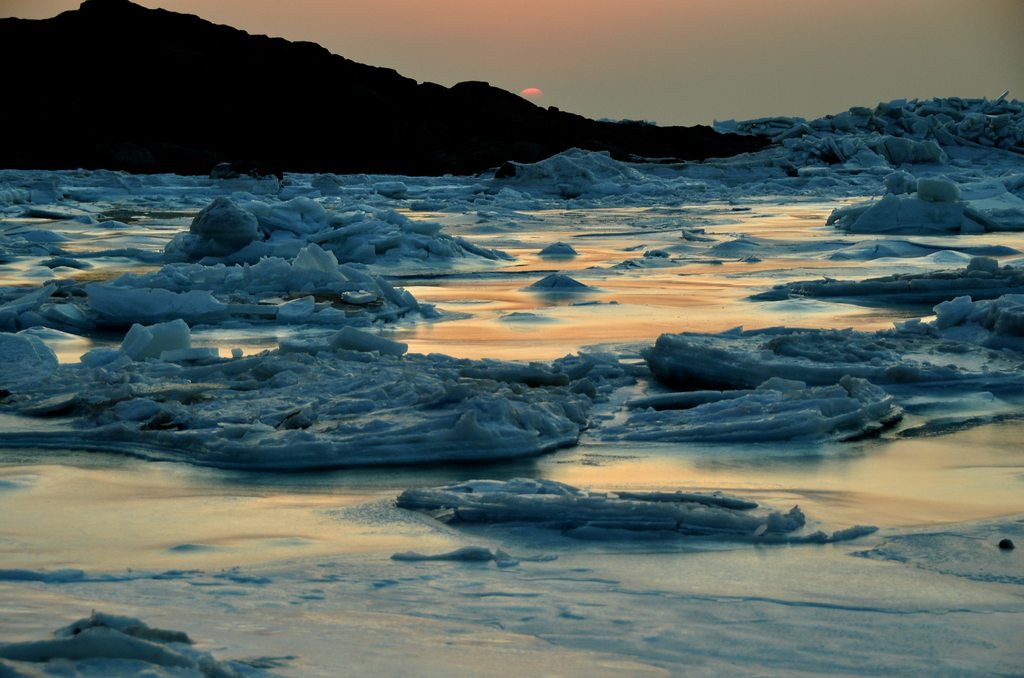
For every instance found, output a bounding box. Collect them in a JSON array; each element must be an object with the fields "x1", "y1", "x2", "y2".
[{"x1": 3, "y1": 0, "x2": 1023, "y2": 126}]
